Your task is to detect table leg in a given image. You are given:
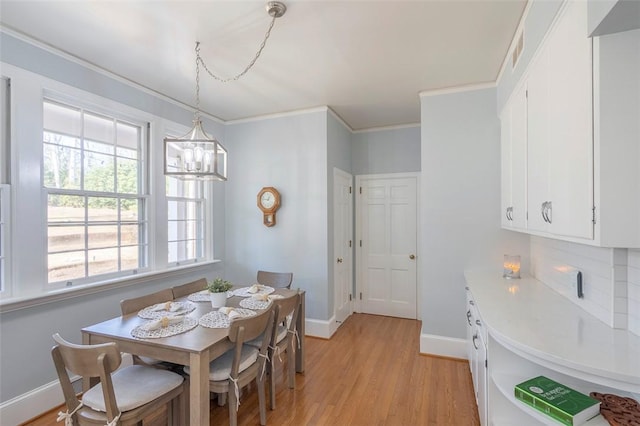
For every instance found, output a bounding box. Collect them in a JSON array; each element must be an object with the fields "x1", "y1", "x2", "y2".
[
  {"x1": 190, "y1": 352, "x2": 210, "y2": 425},
  {"x1": 296, "y1": 292, "x2": 305, "y2": 373}
]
